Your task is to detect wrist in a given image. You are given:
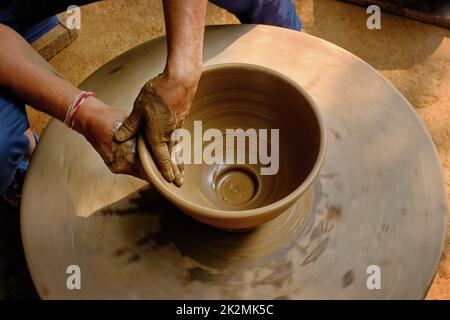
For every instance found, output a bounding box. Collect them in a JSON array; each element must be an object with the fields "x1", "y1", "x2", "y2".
[
  {"x1": 74, "y1": 96, "x2": 110, "y2": 138},
  {"x1": 164, "y1": 60, "x2": 202, "y2": 88}
]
